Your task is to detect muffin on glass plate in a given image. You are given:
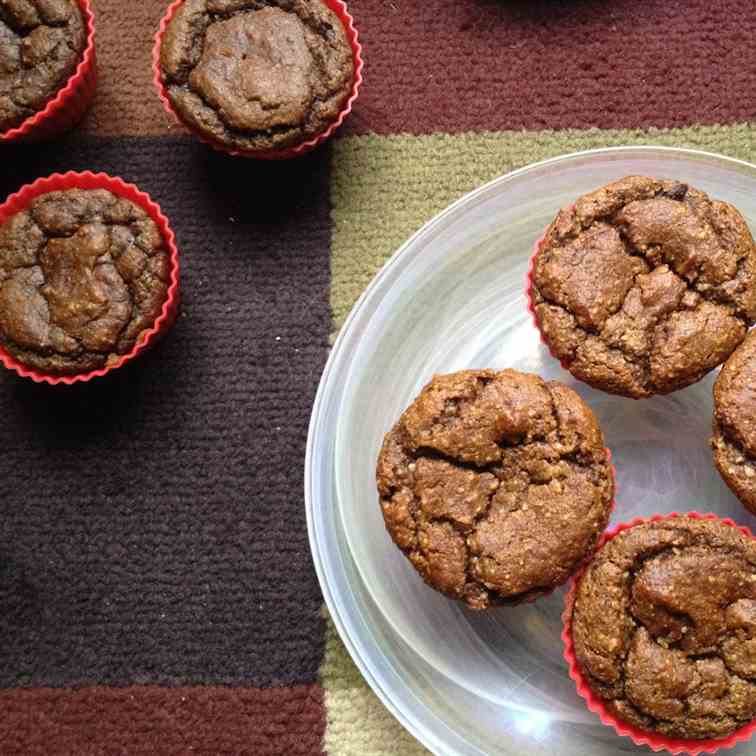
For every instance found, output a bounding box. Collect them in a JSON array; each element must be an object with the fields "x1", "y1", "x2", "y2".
[
  {"x1": 528, "y1": 176, "x2": 756, "y2": 399},
  {"x1": 713, "y1": 330, "x2": 756, "y2": 516},
  {"x1": 564, "y1": 514, "x2": 756, "y2": 751},
  {"x1": 376, "y1": 369, "x2": 614, "y2": 609}
]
